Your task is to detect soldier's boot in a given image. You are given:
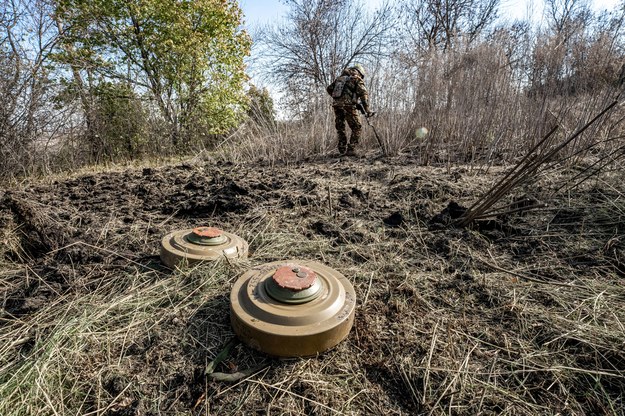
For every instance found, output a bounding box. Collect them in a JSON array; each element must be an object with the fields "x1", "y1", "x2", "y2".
[
  {"x1": 337, "y1": 136, "x2": 348, "y2": 155},
  {"x1": 346, "y1": 135, "x2": 359, "y2": 156}
]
